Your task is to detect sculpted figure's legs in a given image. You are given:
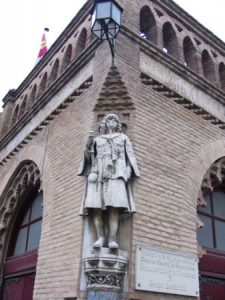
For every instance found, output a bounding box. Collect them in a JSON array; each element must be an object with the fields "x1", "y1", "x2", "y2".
[
  {"x1": 93, "y1": 209, "x2": 105, "y2": 248},
  {"x1": 108, "y1": 207, "x2": 119, "y2": 249}
]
